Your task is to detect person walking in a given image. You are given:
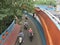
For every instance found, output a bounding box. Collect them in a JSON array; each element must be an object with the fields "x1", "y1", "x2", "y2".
[{"x1": 28, "y1": 28, "x2": 33, "y2": 42}]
